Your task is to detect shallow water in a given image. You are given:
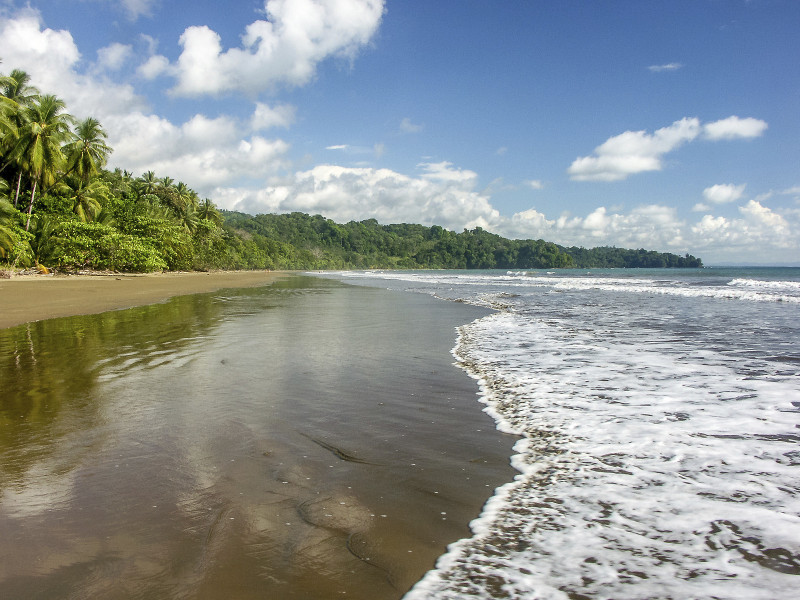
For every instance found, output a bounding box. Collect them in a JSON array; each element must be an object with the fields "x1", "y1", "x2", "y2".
[
  {"x1": 332, "y1": 268, "x2": 800, "y2": 600},
  {"x1": 0, "y1": 276, "x2": 516, "y2": 599}
]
